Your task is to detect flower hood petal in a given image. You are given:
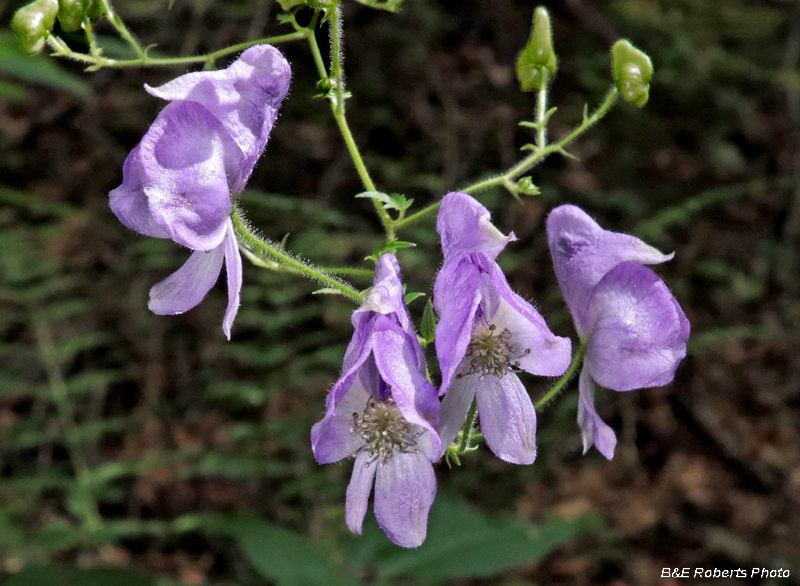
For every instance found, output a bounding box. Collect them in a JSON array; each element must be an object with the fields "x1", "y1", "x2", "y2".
[
  {"x1": 108, "y1": 145, "x2": 170, "y2": 239},
  {"x1": 138, "y1": 100, "x2": 244, "y2": 250},
  {"x1": 437, "y1": 191, "x2": 516, "y2": 262},
  {"x1": 145, "y1": 44, "x2": 291, "y2": 192},
  {"x1": 584, "y1": 262, "x2": 690, "y2": 392},
  {"x1": 546, "y1": 204, "x2": 673, "y2": 337}
]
